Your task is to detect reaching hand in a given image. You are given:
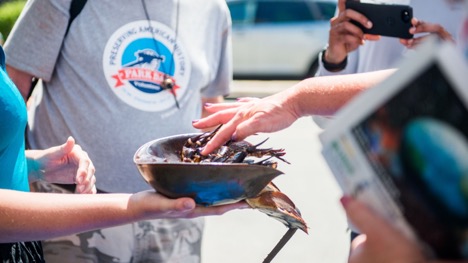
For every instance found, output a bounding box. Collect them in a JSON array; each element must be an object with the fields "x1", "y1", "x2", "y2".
[
  {"x1": 31, "y1": 136, "x2": 96, "y2": 194},
  {"x1": 192, "y1": 95, "x2": 300, "y2": 155},
  {"x1": 400, "y1": 18, "x2": 454, "y2": 48},
  {"x1": 325, "y1": 0, "x2": 380, "y2": 65}
]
